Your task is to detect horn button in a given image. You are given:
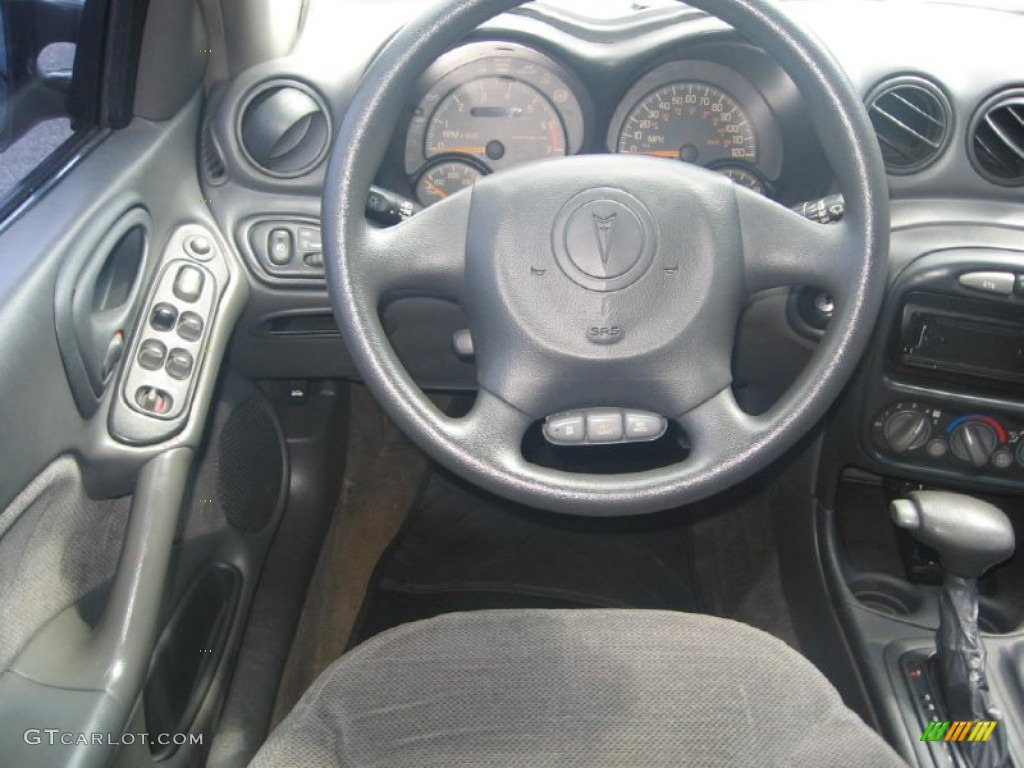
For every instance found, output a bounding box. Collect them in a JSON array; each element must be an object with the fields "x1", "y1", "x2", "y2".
[
  {"x1": 462, "y1": 159, "x2": 741, "y2": 417},
  {"x1": 553, "y1": 189, "x2": 657, "y2": 292}
]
